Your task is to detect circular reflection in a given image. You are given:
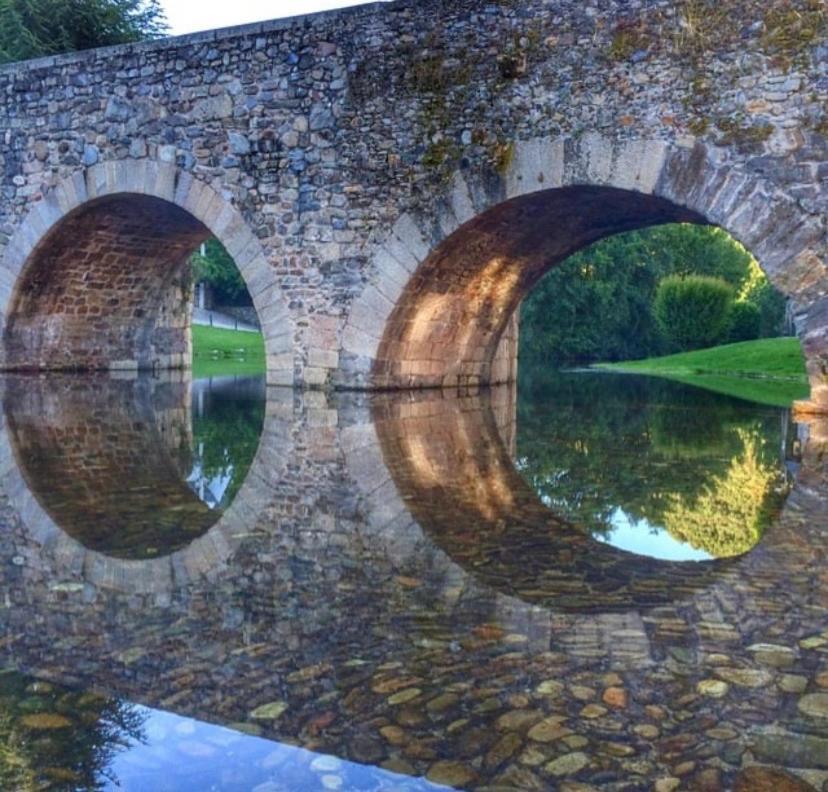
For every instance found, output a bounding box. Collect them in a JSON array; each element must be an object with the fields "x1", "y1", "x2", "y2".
[
  {"x1": 4, "y1": 373, "x2": 265, "y2": 560},
  {"x1": 370, "y1": 374, "x2": 798, "y2": 611},
  {"x1": 515, "y1": 372, "x2": 793, "y2": 561}
]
